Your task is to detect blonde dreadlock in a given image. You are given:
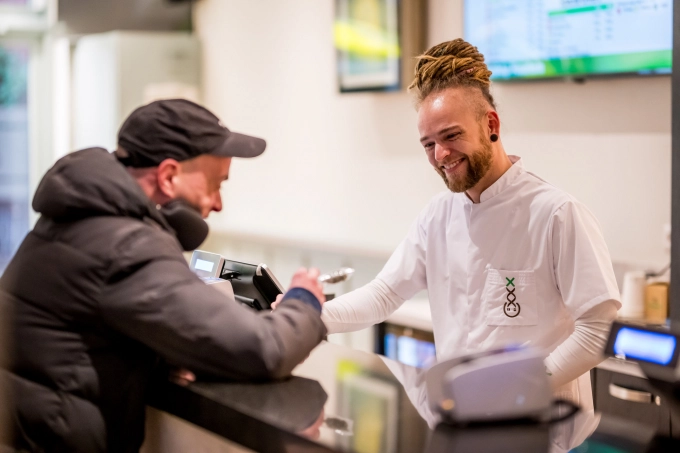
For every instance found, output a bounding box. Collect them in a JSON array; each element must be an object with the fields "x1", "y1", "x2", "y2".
[{"x1": 409, "y1": 38, "x2": 496, "y2": 111}]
